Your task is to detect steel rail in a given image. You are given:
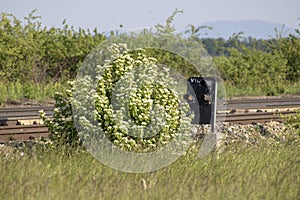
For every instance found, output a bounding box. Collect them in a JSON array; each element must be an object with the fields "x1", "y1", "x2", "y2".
[{"x1": 0, "y1": 97, "x2": 299, "y2": 142}]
